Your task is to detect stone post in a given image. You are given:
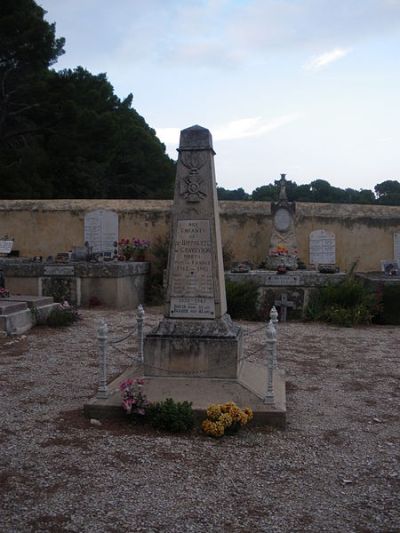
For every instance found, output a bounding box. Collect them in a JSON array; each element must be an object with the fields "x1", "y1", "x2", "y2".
[
  {"x1": 96, "y1": 319, "x2": 109, "y2": 399},
  {"x1": 270, "y1": 305, "x2": 279, "y2": 368},
  {"x1": 137, "y1": 304, "x2": 144, "y2": 363},
  {"x1": 264, "y1": 319, "x2": 276, "y2": 403}
]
